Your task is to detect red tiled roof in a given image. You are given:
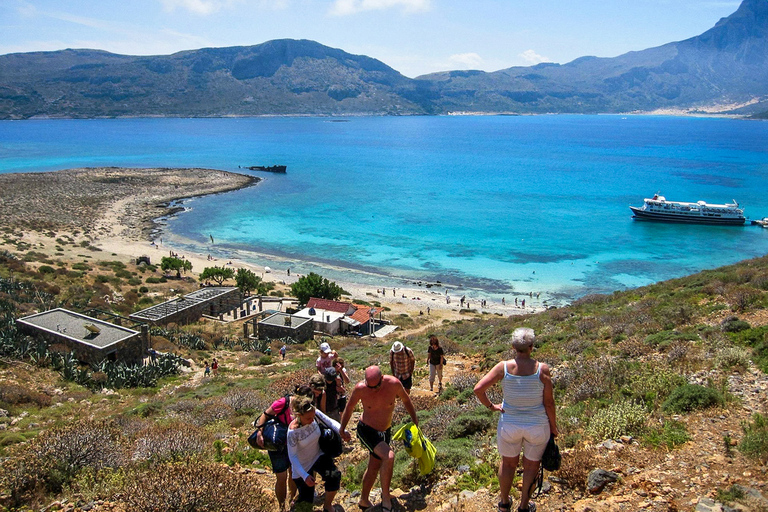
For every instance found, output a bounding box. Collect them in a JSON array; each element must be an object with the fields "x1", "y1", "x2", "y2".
[
  {"x1": 349, "y1": 304, "x2": 384, "y2": 324},
  {"x1": 306, "y1": 297, "x2": 352, "y2": 314}
]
